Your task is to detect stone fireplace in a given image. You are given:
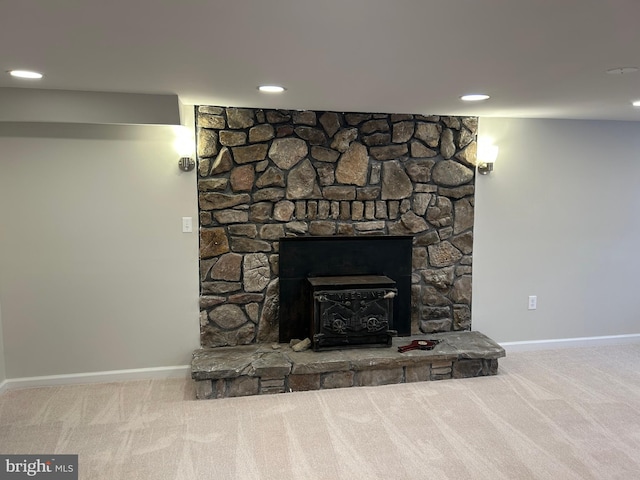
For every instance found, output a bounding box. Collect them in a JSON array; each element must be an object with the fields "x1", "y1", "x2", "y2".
[{"x1": 197, "y1": 107, "x2": 476, "y2": 348}]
